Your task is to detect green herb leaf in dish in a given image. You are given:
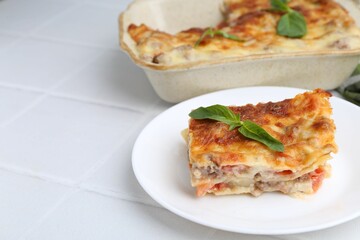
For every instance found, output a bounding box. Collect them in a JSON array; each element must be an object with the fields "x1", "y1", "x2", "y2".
[
  {"x1": 189, "y1": 104, "x2": 284, "y2": 152},
  {"x1": 270, "y1": 0, "x2": 307, "y2": 38},
  {"x1": 194, "y1": 28, "x2": 244, "y2": 48}
]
